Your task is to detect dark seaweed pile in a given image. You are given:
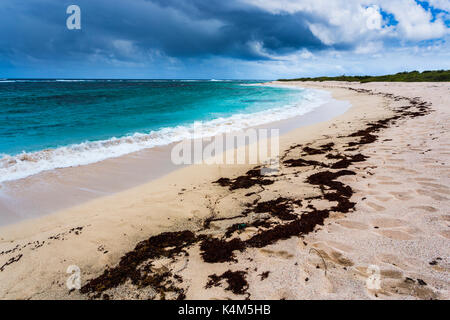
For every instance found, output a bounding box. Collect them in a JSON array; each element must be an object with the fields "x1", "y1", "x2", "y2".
[
  {"x1": 80, "y1": 89, "x2": 432, "y2": 300},
  {"x1": 80, "y1": 231, "x2": 196, "y2": 300},
  {"x1": 206, "y1": 270, "x2": 249, "y2": 295}
]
